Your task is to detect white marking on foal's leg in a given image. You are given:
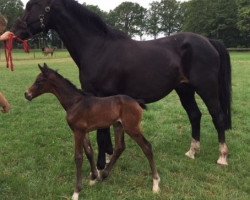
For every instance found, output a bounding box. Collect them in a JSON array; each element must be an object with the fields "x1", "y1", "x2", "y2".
[
  {"x1": 89, "y1": 169, "x2": 101, "y2": 186},
  {"x1": 185, "y1": 139, "x2": 200, "y2": 159},
  {"x1": 152, "y1": 176, "x2": 160, "y2": 193},
  {"x1": 217, "y1": 143, "x2": 229, "y2": 166},
  {"x1": 72, "y1": 192, "x2": 79, "y2": 200}
]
